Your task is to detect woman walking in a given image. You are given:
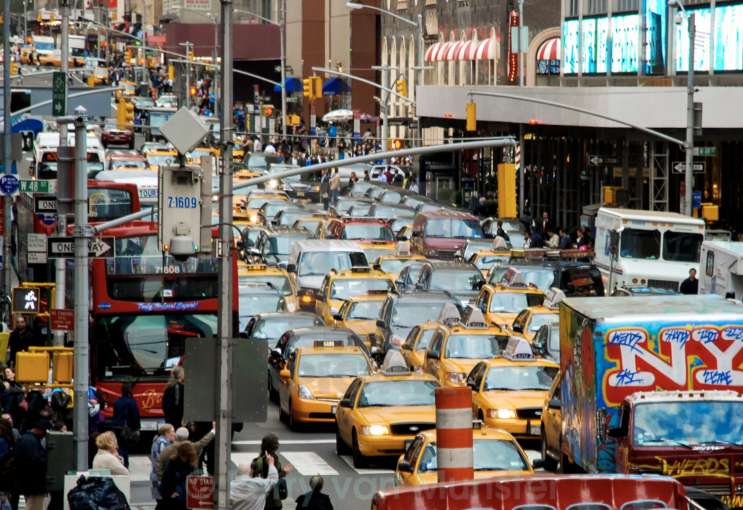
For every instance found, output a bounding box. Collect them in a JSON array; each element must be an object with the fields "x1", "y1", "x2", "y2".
[{"x1": 111, "y1": 383, "x2": 140, "y2": 468}]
